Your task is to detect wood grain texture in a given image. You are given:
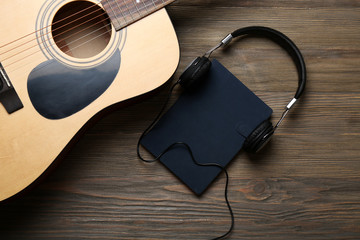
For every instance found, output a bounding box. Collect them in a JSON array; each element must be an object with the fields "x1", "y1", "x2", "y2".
[{"x1": 1, "y1": 0, "x2": 359, "y2": 239}]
